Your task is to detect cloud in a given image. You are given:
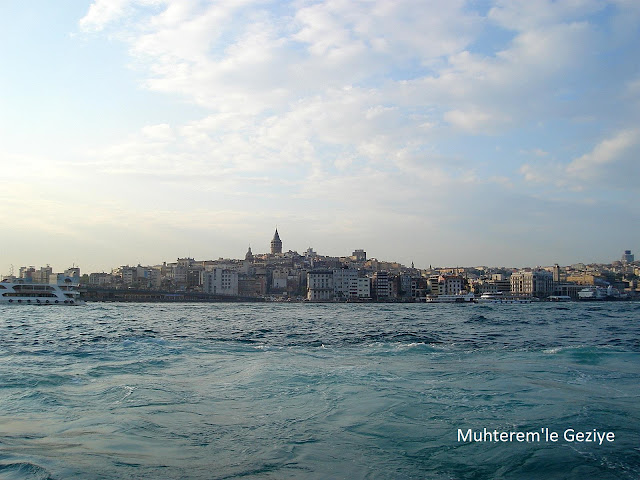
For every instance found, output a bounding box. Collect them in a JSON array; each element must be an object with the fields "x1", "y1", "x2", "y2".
[
  {"x1": 66, "y1": 0, "x2": 640, "y2": 267},
  {"x1": 567, "y1": 128, "x2": 640, "y2": 185},
  {"x1": 79, "y1": 0, "x2": 134, "y2": 32},
  {"x1": 400, "y1": 19, "x2": 599, "y2": 134},
  {"x1": 444, "y1": 108, "x2": 499, "y2": 133},
  {"x1": 521, "y1": 128, "x2": 640, "y2": 192}
]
